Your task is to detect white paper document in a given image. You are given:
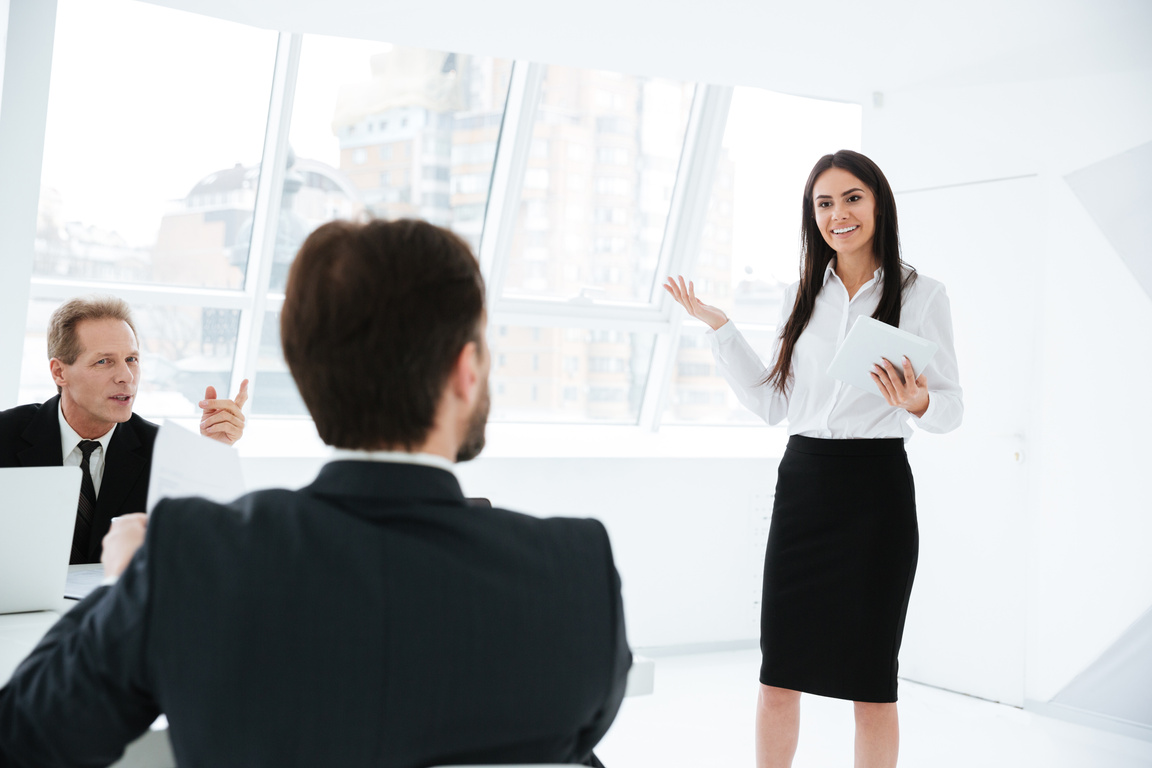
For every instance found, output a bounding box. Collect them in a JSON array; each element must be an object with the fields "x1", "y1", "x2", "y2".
[
  {"x1": 826, "y1": 315, "x2": 939, "y2": 395},
  {"x1": 64, "y1": 564, "x2": 106, "y2": 600},
  {"x1": 146, "y1": 420, "x2": 246, "y2": 513}
]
